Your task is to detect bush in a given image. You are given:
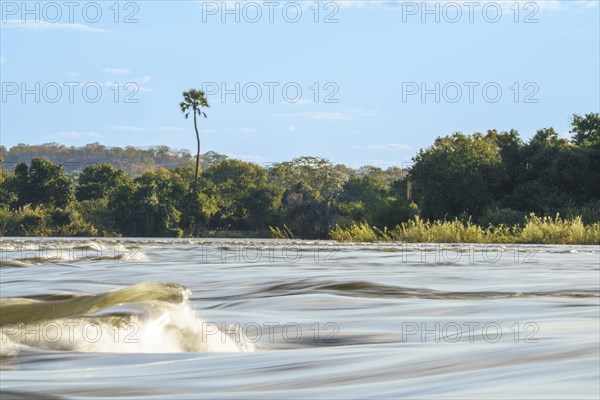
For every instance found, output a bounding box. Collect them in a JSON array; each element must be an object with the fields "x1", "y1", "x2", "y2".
[
  {"x1": 50, "y1": 208, "x2": 73, "y2": 226},
  {"x1": 74, "y1": 199, "x2": 115, "y2": 234},
  {"x1": 559, "y1": 200, "x2": 600, "y2": 224},
  {"x1": 479, "y1": 207, "x2": 524, "y2": 227}
]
